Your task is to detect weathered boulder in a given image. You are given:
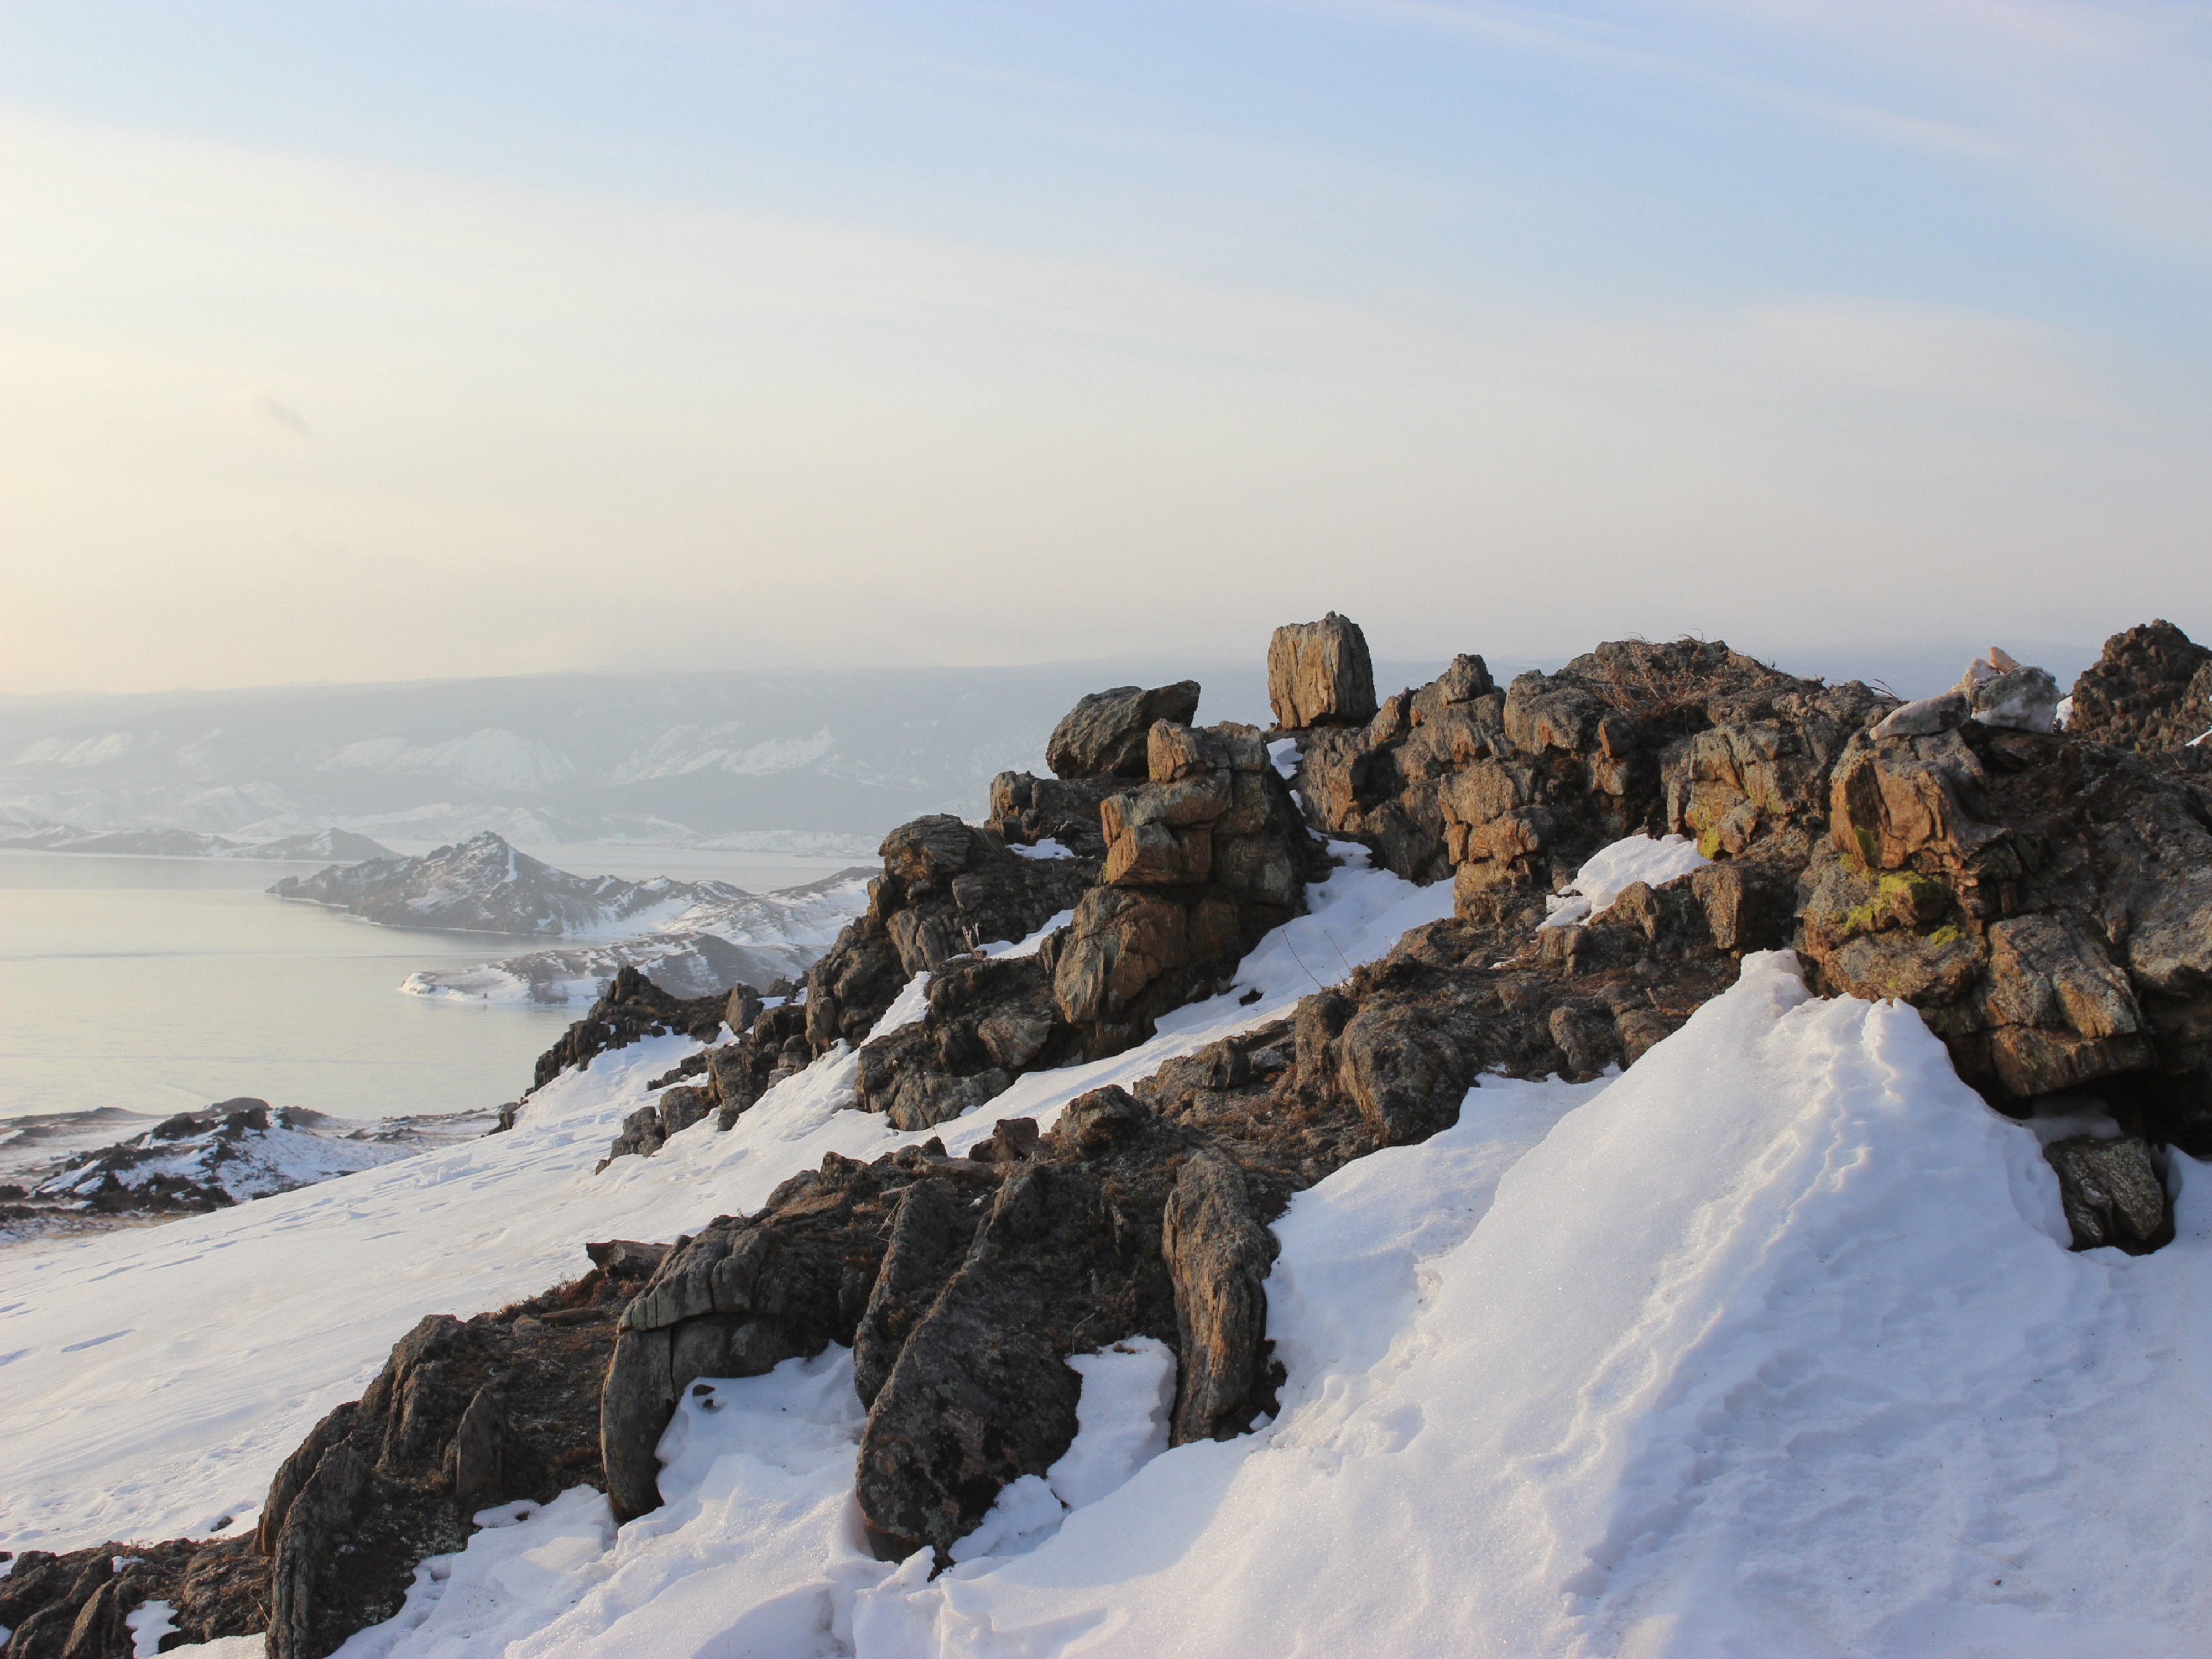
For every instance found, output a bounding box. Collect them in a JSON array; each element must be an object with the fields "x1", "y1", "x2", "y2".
[
  {"x1": 857, "y1": 1162, "x2": 1110, "y2": 1552},
  {"x1": 1269, "y1": 613, "x2": 1378, "y2": 729},
  {"x1": 1045, "y1": 681, "x2": 1202, "y2": 779},
  {"x1": 1161, "y1": 1150, "x2": 1277, "y2": 1443},
  {"x1": 2044, "y1": 1134, "x2": 2169, "y2": 1253},
  {"x1": 2067, "y1": 619, "x2": 2212, "y2": 754},
  {"x1": 260, "y1": 1239, "x2": 665, "y2": 1659}
]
